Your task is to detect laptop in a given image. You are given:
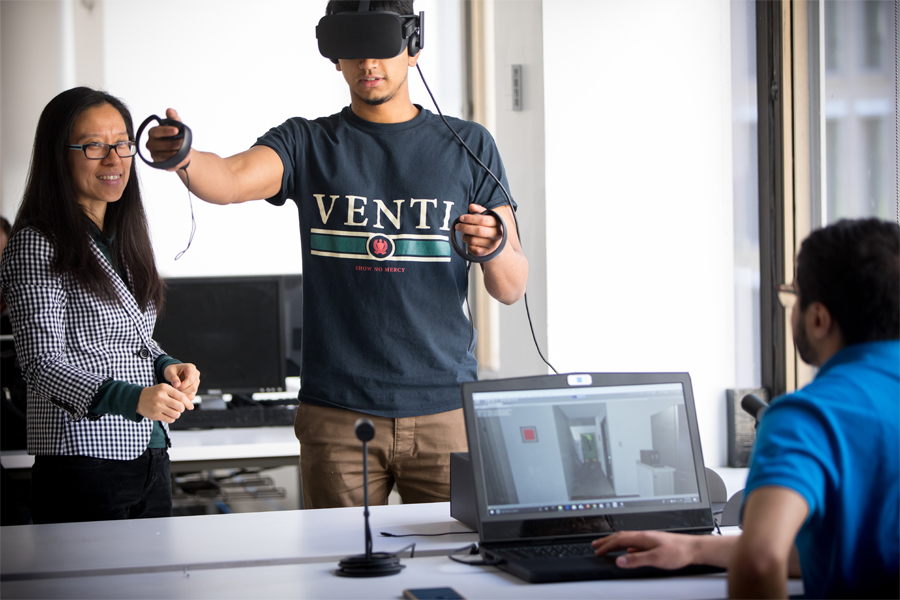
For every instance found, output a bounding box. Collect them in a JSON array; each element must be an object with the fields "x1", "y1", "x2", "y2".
[{"x1": 461, "y1": 372, "x2": 724, "y2": 583}]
